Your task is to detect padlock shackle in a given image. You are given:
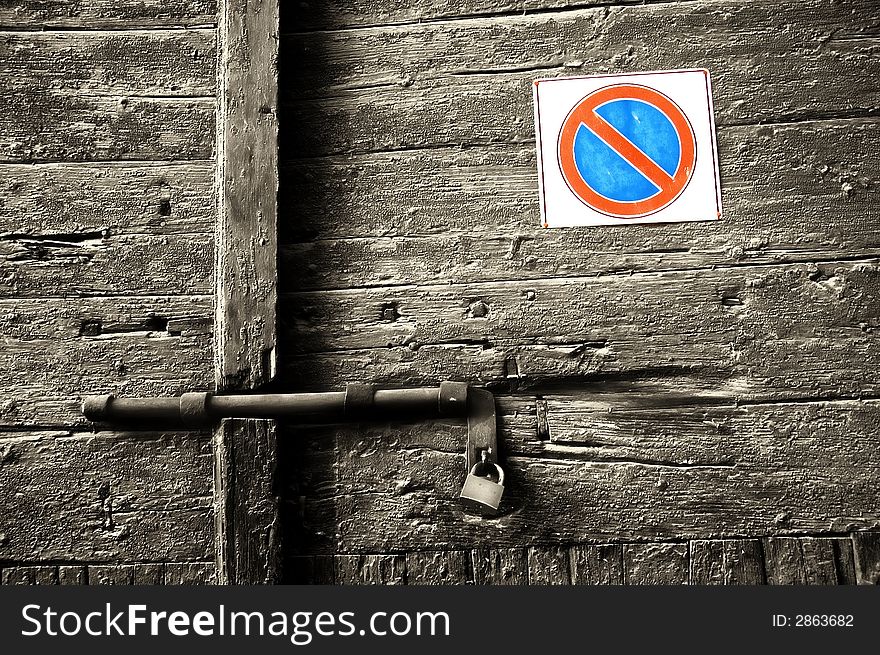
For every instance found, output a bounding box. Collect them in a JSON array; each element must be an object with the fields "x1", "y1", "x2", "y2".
[{"x1": 469, "y1": 461, "x2": 504, "y2": 486}]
